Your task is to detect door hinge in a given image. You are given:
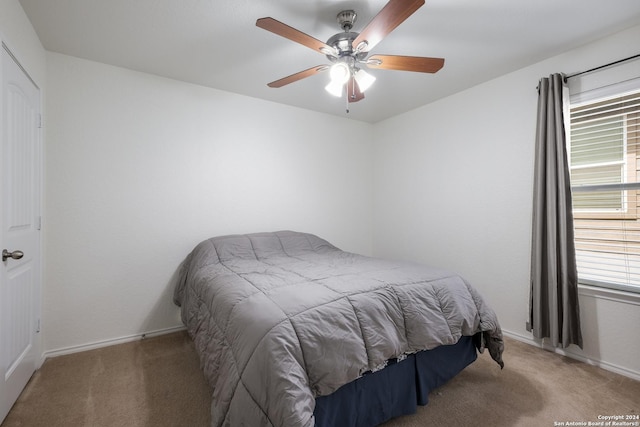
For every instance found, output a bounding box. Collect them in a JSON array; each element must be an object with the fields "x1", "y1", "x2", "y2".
[
  {"x1": 37, "y1": 113, "x2": 42, "y2": 129},
  {"x1": 36, "y1": 318, "x2": 41, "y2": 333},
  {"x1": 37, "y1": 216, "x2": 42, "y2": 230}
]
